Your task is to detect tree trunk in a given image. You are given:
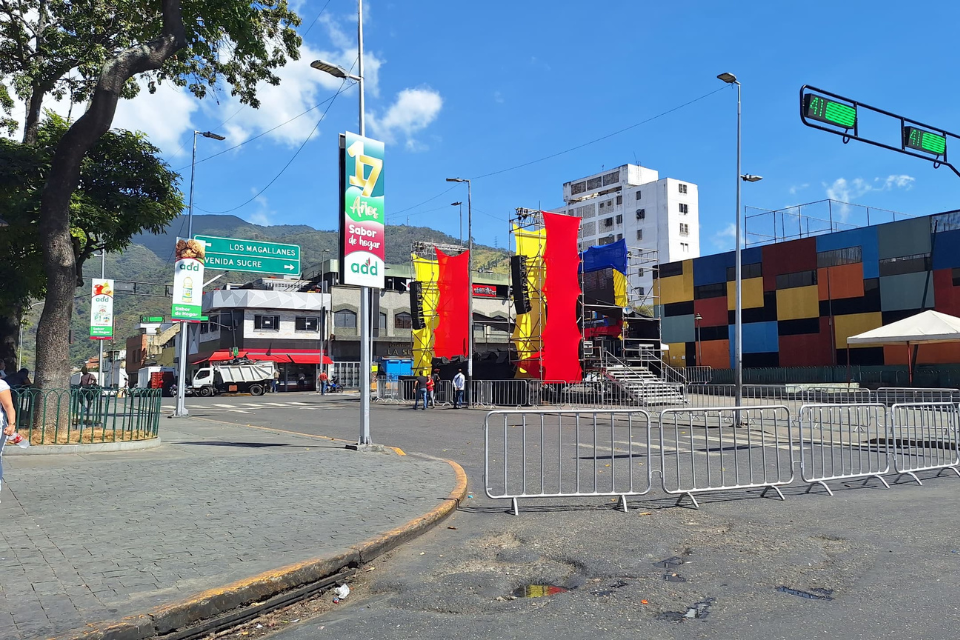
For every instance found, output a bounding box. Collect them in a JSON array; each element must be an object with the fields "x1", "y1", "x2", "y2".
[
  {"x1": 32, "y1": 0, "x2": 187, "y2": 391},
  {"x1": 0, "y1": 311, "x2": 20, "y2": 372},
  {"x1": 22, "y1": 87, "x2": 45, "y2": 145}
]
